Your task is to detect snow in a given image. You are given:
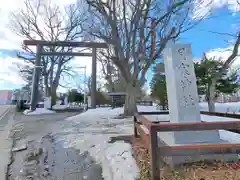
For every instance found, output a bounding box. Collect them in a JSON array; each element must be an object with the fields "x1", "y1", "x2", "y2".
[
  {"x1": 54, "y1": 107, "x2": 140, "y2": 180},
  {"x1": 200, "y1": 102, "x2": 240, "y2": 113},
  {"x1": 144, "y1": 104, "x2": 240, "y2": 144},
  {"x1": 201, "y1": 114, "x2": 240, "y2": 143},
  {"x1": 23, "y1": 108, "x2": 56, "y2": 115},
  {"x1": 52, "y1": 103, "x2": 240, "y2": 180},
  {"x1": 104, "y1": 142, "x2": 140, "y2": 180},
  {"x1": 52, "y1": 104, "x2": 68, "y2": 110}
]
